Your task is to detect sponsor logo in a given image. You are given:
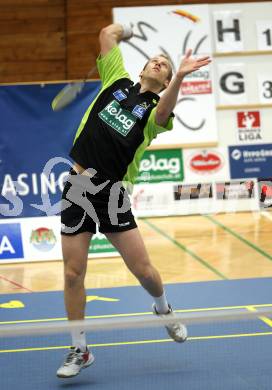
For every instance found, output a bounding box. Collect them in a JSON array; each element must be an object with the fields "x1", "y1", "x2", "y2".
[
  {"x1": 237, "y1": 111, "x2": 262, "y2": 142},
  {"x1": 99, "y1": 100, "x2": 136, "y2": 136},
  {"x1": 0, "y1": 223, "x2": 24, "y2": 260},
  {"x1": 181, "y1": 81, "x2": 212, "y2": 95},
  {"x1": 140, "y1": 102, "x2": 150, "y2": 110},
  {"x1": 88, "y1": 232, "x2": 116, "y2": 254},
  {"x1": 229, "y1": 144, "x2": 272, "y2": 179},
  {"x1": 231, "y1": 149, "x2": 242, "y2": 160},
  {"x1": 118, "y1": 222, "x2": 130, "y2": 227},
  {"x1": 136, "y1": 149, "x2": 184, "y2": 184},
  {"x1": 188, "y1": 150, "x2": 223, "y2": 174},
  {"x1": 180, "y1": 69, "x2": 211, "y2": 95},
  {"x1": 113, "y1": 89, "x2": 127, "y2": 101},
  {"x1": 132, "y1": 104, "x2": 146, "y2": 119},
  {"x1": 30, "y1": 227, "x2": 57, "y2": 252}
]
